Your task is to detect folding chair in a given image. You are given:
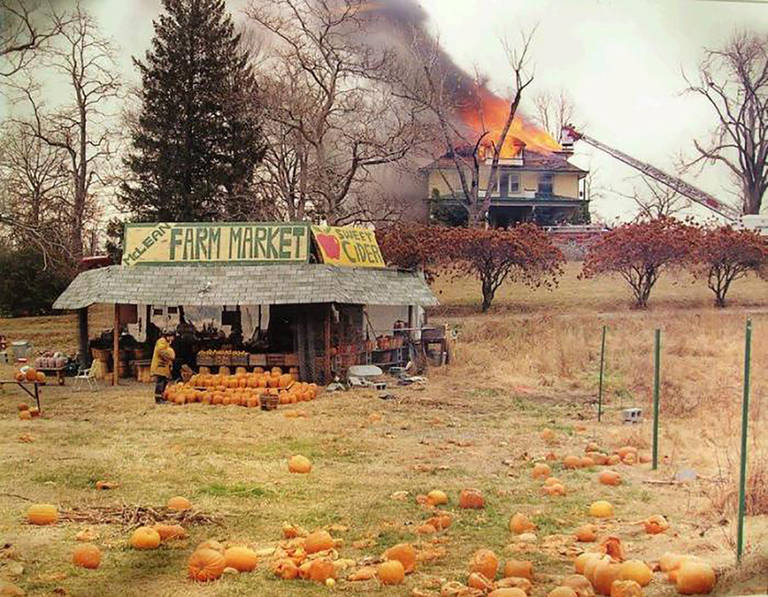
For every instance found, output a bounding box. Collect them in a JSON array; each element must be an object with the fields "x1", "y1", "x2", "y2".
[{"x1": 73, "y1": 366, "x2": 97, "y2": 391}]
